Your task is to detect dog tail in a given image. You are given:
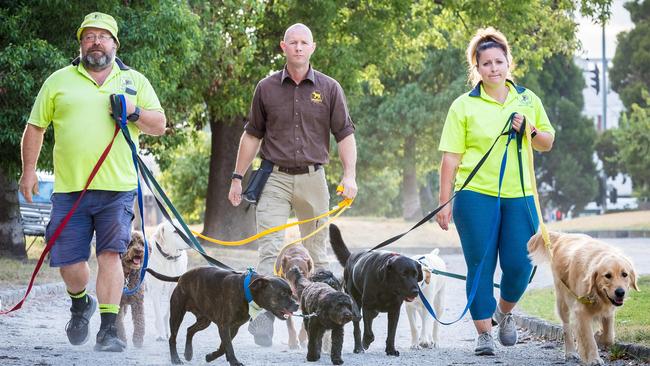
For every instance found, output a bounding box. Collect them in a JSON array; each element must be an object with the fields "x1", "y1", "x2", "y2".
[
  {"x1": 527, "y1": 231, "x2": 559, "y2": 264},
  {"x1": 329, "y1": 224, "x2": 350, "y2": 267},
  {"x1": 146, "y1": 268, "x2": 180, "y2": 282}
]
